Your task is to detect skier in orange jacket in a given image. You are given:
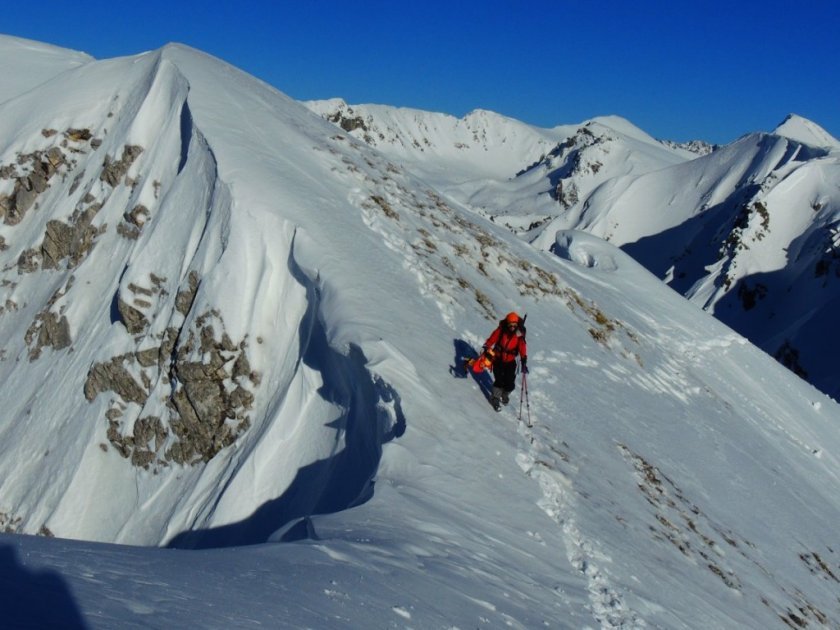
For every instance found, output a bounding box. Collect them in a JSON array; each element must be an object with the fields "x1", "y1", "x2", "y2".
[{"x1": 482, "y1": 312, "x2": 528, "y2": 411}]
